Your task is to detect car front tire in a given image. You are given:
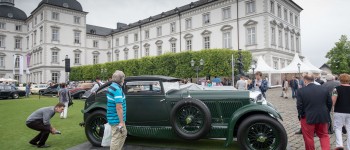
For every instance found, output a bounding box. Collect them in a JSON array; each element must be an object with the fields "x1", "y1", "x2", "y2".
[
  {"x1": 237, "y1": 114, "x2": 287, "y2": 150},
  {"x1": 85, "y1": 110, "x2": 107, "y2": 147}
]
